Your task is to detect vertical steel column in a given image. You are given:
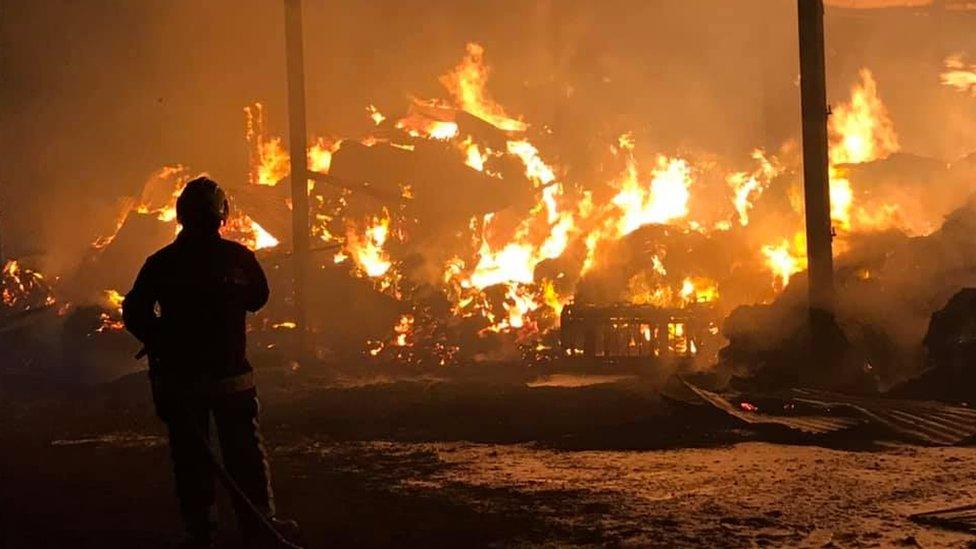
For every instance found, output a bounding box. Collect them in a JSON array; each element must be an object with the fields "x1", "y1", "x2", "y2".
[
  {"x1": 798, "y1": 0, "x2": 835, "y2": 318},
  {"x1": 284, "y1": 0, "x2": 309, "y2": 353}
]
